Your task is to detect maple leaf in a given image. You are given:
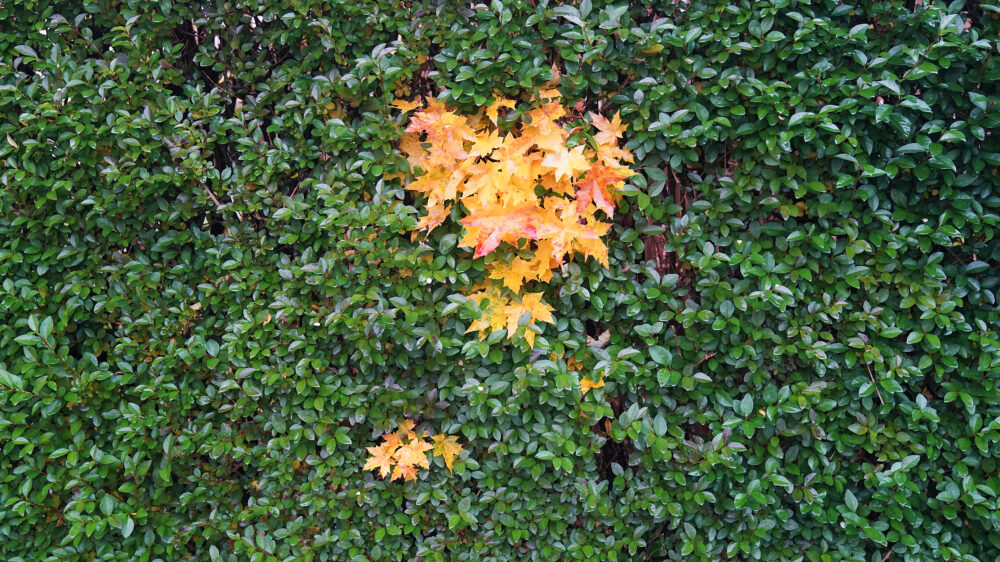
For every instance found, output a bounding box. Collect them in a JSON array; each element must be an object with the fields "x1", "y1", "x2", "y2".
[
  {"x1": 535, "y1": 201, "x2": 610, "y2": 266},
  {"x1": 394, "y1": 438, "x2": 433, "y2": 469},
  {"x1": 466, "y1": 285, "x2": 513, "y2": 337},
  {"x1": 580, "y1": 374, "x2": 605, "y2": 397},
  {"x1": 363, "y1": 442, "x2": 396, "y2": 478},
  {"x1": 431, "y1": 434, "x2": 464, "y2": 473},
  {"x1": 391, "y1": 98, "x2": 423, "y2": 112},
  {"x1": 397, "y1": 419, "x2": 417, "y2": 437},
  {"x1": 486, "y1": 97, "x2": 516, "y2": 125},
  {"x1": 415, "y1": 202, "x2": 451, "y2": 232},
  {"x1": 468, "y1": 129, "x2": 502, "y2": 158},
  {"x1": 503, "y1": 292, "x2": 554, "y2": 347},
  {"x1": 541, "y1": 145, "x2": 589, "y2": 182},
  {"x1": 523, "y1": 115, "x2": 567, "y2": 153},
  {"x1": 459, "y1": 203, "x2": 539, "y2": 258},
  {"x1": 381, "y1": 432, "x2": 404, "y2": 453},
  {"x1": 489, "y1": 260, "x2": 529, "y2": 293},
  {"x1": 489, "y1": 256, "x2": 545, "y2": 293},
  {"x1": 595, "y1": 141, "x2": 635, "y2": 165},
  {"x1": 398, "y1": 132, "x2": 428, "y2": 170},
  {"x1": 589, "y1": 111, "x2": 628, "y2": 146},
  {"x1": 391, "y1": 462, "x2": 419, "y2": 482},
  {"x1": 575, "y1": 161, "x2": 627, "y2": 217}
]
